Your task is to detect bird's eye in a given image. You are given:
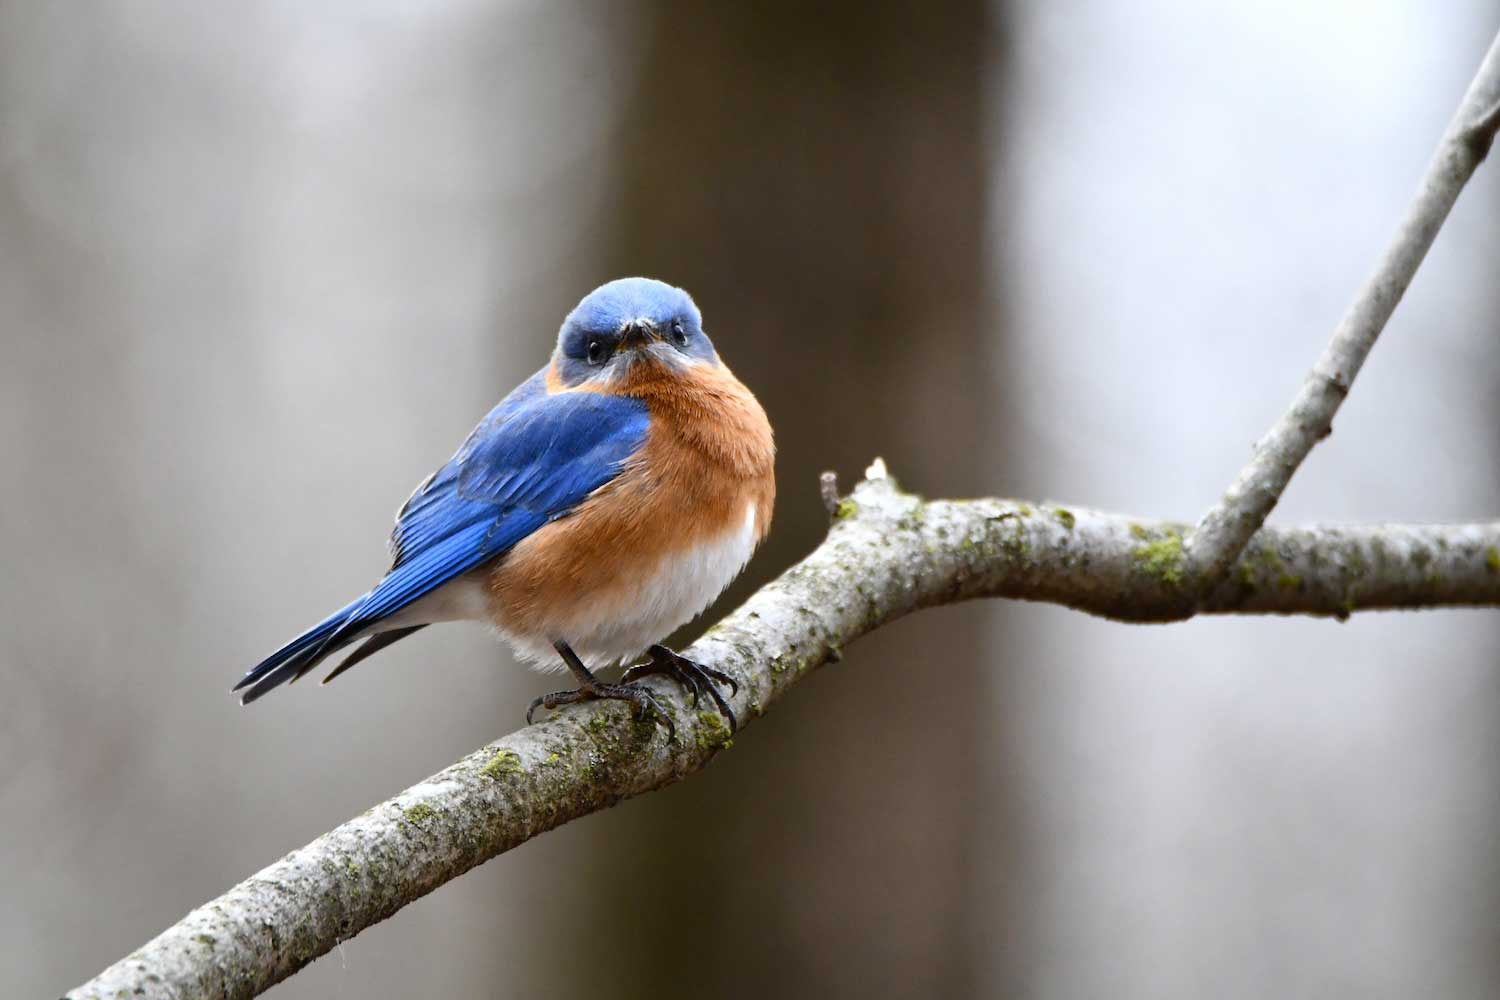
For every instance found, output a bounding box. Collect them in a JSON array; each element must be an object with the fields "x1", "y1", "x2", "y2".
[
  {"x1": 586, "y1": 339, "x2": 609, "y2": 366},
  {"x1": 670, "y1": 320, "x2": 687, "y2": 348}
]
